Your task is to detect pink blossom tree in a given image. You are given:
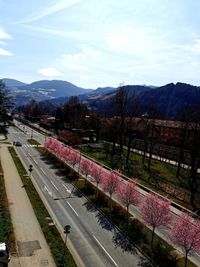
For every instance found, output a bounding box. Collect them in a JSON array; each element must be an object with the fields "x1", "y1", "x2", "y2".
[
  {"x1": 141, "y1": 192, "x2": 171, "y2": 248},
  {"x1": 68, "y1": 150, "x2": 80, "y2": 168},
  {"x1": 79, "y1": 158, "x2": 92, "y2": 187},
  {"x1": 103, "y1": 170, "x2": 120, "y2": 216},
  {"x1": 90, "y1": 163, "x2": 103, "y2": 196},
  {"x1": 170, "y1": 212, "x2": 200, "y2": 267},
  {"x1": 117, "y1": 180, "x2": 139, "y2": 229}
]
